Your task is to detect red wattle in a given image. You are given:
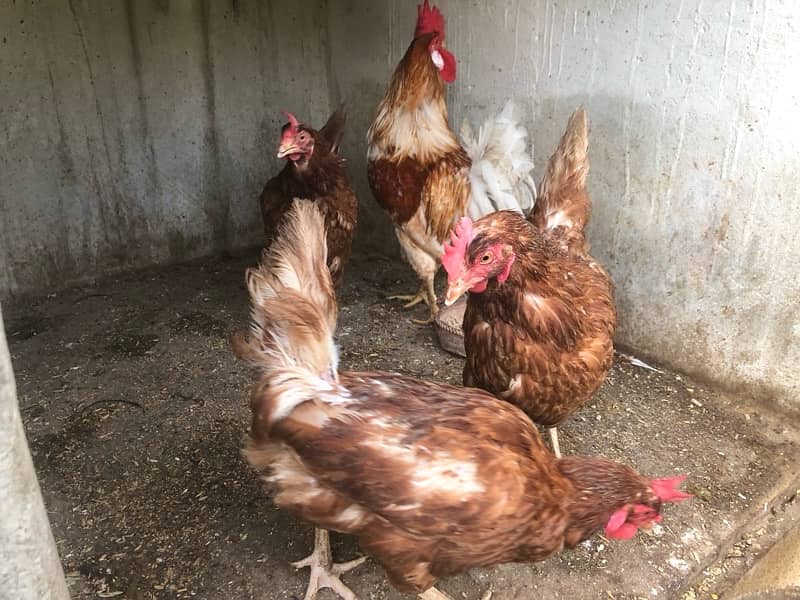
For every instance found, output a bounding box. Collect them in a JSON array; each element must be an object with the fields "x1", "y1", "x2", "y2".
[{"x1": 439, "y1": 48, "x2": 457, "y2": 82}]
